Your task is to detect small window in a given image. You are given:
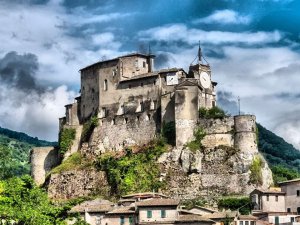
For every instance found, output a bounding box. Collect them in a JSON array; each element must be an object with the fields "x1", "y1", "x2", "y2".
[
  {"x1": 297, "y1": 190, "x2": 300, "y2": 196},
  {"x1": 129, "y1": 216, "x2": 133, "y2": 224},
  {"x1": 111, "y1": 118, "x2": 116, "y2": 125},
  {"x1": 124, "y1": 118, "x2": 128, "y2": 124},
  {"x1": 245, "y1": 221, "x2": 249, "y2": 225},
  {"x1": 128, "y1": 84, "x2": 132, "y2": 89},
  {"x1": 135, "y1": 59, "x2": 138, "y2": 68},
  {"x1": 287, "y1": 208, "x2": 291, "y2": 213},
  {"x1": 250, "y1": 221, "x2": 255, "y2": 225},
  {"x1": 147, "y1": 114, "x2": 151, "y2": 121},
  {"x1": 147, "y1": 210, "x2": 152, "y2": 218},
  {"x1": 291, "y1": 217, "x2": 295, "y2": 222},
  {"x1": 266, "y1": 195, "x2": 269, "y2": 201},
  {"x1": 120, "y1": 216, "x2": 125, "y2": 225},
  {"x1": 137, "y1": 115, "x2": 140, "y2": 121},
  {"x1": 153, "y1": 80, "x2": 156, "y2": 85},
  {"x1": 275, "y1": 216, "x2": 279, "y2": 225},
  {"x1": 161, "y1": 210, "x2": 166, "y2": 218},
  {"x1": 297, "y1": 207, "x2": 300, "y2": 215},
  {"x1": 141, "y1": 82, "x2": 144, "y2": 87},
  {"x1": 239, "y1": 221, "x2": 243, "y2": 225},
  {"x1": 140, "y1": 102, "x2": 144, "y2": 112},
  {"x1": 104, "y1": 79, "x2": 108, "y2": 91},
  {"x1": 143, "y1": 61, "x2": 146, "y2": 68},
  {"x1": 276, "y1": 195, "x2": 278, "y2": 202},
  {"x1": 212, "y1": 101, "x2": 216, "y2": 107}
]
